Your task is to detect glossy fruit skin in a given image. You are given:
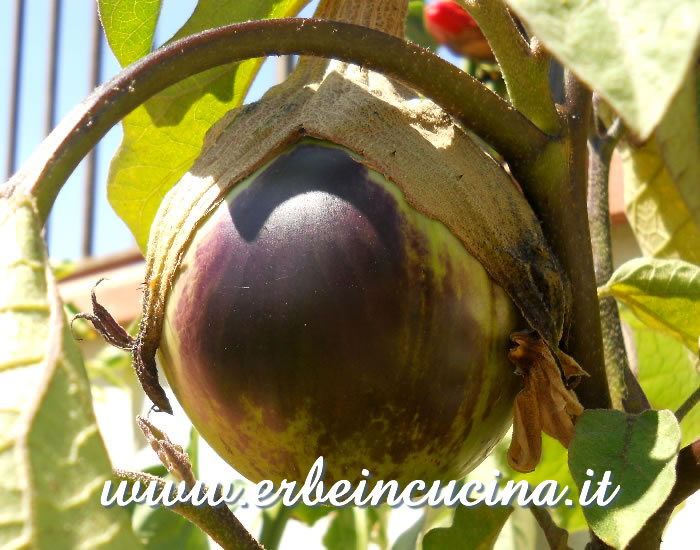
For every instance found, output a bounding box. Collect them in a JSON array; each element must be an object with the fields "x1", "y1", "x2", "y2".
[
  {"x1": 424, "y1": 1, "x2": 495, "y2": 61},
  {"x1": 160, "y1": 140, "x2": 522, "y2": 486}
]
